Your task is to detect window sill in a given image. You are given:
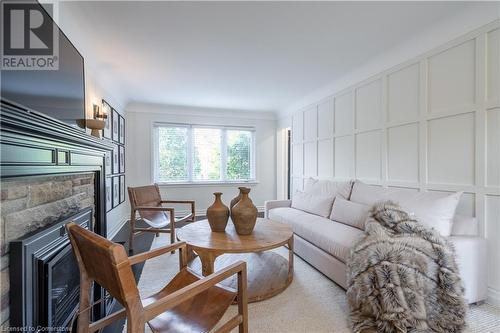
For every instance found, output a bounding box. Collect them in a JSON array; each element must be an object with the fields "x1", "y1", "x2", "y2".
[{"x1": 156, "y1": 181, "x2": 260, "y2": 188}]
